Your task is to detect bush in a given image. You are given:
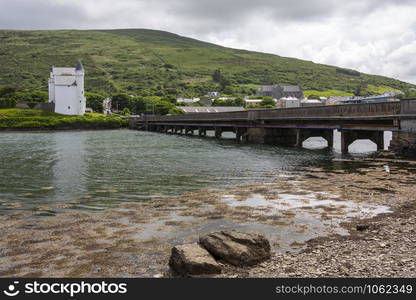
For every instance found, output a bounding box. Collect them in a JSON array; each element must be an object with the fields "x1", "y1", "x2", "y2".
[
  {"x1": 111, "y1": 93, "x2": 130, "y2": 111},
  {"x1": 168, "y1": 107, "x2": 185, "y2": 115},
  {"x1": 86, "y1": 92, "x2": 106, "y2": 113},
  {"x1": 0, "y1": 109, "x2": 127, "y2": 129},
  {"x1": 0, "y1": 98, "x2": 17, "y2": 108},
  {"x1": 14, "y1": 90, "x2": 48, "y2": 103},
  {"x1": 0, "y1": 86, "x2": 17, "y2": 97},
  {"x1": 122, "y1": 107, "x2": 131, "y2": 116},
  {"x1": 27, "y1": 102, "x2": 37, "y2": 109}
]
